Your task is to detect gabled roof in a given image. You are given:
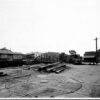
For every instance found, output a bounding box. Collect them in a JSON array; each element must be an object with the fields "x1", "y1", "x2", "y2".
[
  {"x1": 0, "y1": 48, "x2": 13, "y2": 54},
  {"x1": 0, "y1": 48, "x2": 23, "y2": 55}
]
